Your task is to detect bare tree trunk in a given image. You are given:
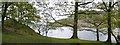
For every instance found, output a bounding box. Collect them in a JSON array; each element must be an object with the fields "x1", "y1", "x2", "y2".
[
  {"x1": 71, "y1": 2, "x2": 78, "y2": 39},
  {"x1": 96, "y1": 27, "x2": 99, "y2": 41}
]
